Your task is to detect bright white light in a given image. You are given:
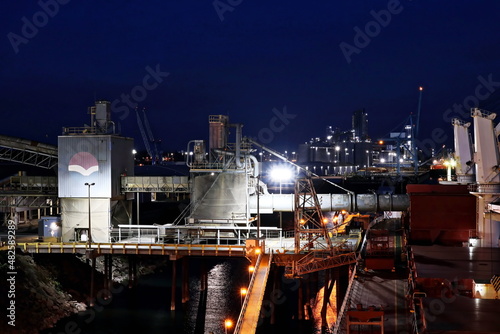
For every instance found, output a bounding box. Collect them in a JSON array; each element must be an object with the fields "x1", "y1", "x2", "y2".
[
  {"x1": 270, "y1": 166, "x2": 294, "y2": 182},
  {"x1": 132, "y1": 149, "x2": 137, "y2": 154}
]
